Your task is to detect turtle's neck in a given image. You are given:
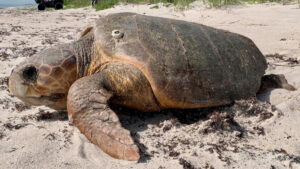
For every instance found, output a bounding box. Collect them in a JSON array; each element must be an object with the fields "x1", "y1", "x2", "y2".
[{"x1": 71, "y1": 33, "x2": 94, "y2": 78}]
